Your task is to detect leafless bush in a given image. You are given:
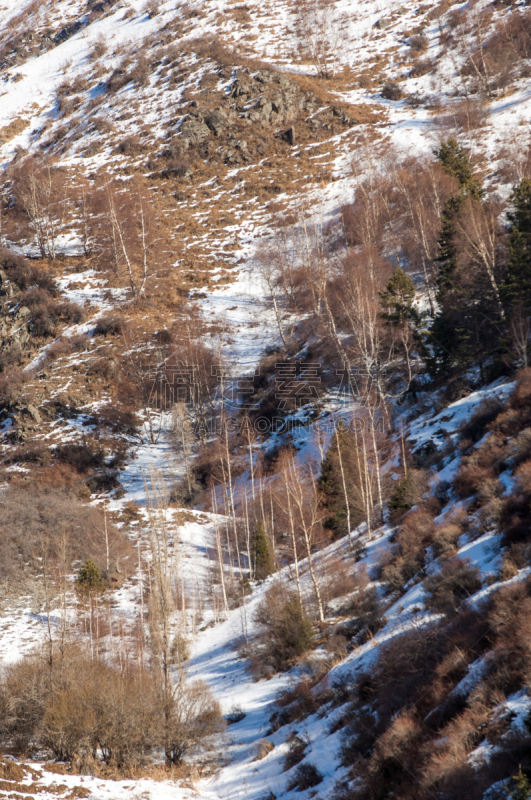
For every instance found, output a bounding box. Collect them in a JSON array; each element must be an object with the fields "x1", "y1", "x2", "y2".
[
  {"x1": 381, "y1": 508, "x2": 436, "y2": 591},
  {"x1": 283, "y1": 734, "x2": 307, "y2": 771},
  {"x1": 432, "y1": 523, "x2": 462, "y2": 558},
  {"x1": 424, "y1": 558, "x2": 482, "y2": 616},
  {"x1": 409, "y1": 58, "x2": 433, "y2": 78},
  {"x1": 454, "y1": 433, "x2": 506, "y2": 501},
  {"x1": 94, "y1": 314, "x2": 126, "y2": 336},
  {"x1": 466, "y1": 9, "x2": 531, "y2": 94},
  {"x1": 0, "y1": 646, "x2": 223, "y2": 768},
  {"x1": 0, "y1": 369, "x2": 28, "y2": 403},
  {"x1": 381, "y1": 81, "x2": 404, "y2": 101},
  {"x1": 21, "y1": 288, "x2": 84, "y2": 338},
  {"x1": 90, "y1": 36, "x2": 107, "y2": 61},
  {"x1": 54, "y1": 440, "x2": 106, "y2": 472},
  {"x1": 87, "y1": 405, "x2": 139, "y2": 437},
  {"x1": 287, "y1": 762, "x2": 323, "y2": 791},
  {"x1": 0, "y1": 250, "x2": 56, "y2": 293},
  {"x1": 409, "y1": 34, "x2": 429, "y2": 54}
]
